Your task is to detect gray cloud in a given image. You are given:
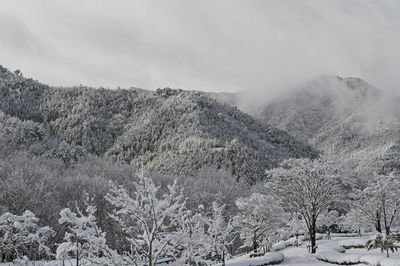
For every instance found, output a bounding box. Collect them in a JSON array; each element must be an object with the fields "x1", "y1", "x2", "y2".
[{"x1": 0, "y1": 0, "x2": 399, "y2": 98}]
